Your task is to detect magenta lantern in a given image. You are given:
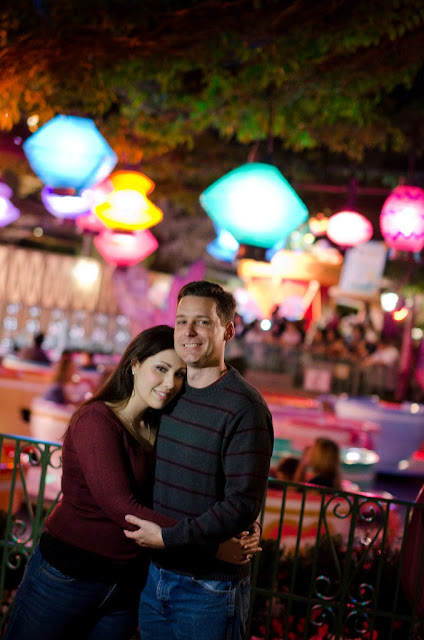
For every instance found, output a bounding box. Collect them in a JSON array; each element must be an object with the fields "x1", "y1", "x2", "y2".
[
  {"x1": 327, "y1": 210, "x2": 373, "y2": 247},
  {"x1": 76, "y1": 212, "x2": 107, "y2": 233},
  {"x1": 94, "y1": 229, "x2": 158, "y2": 267},
  {"x1": 380, "y1": 185, "x2": 424, "y2": 252}
]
